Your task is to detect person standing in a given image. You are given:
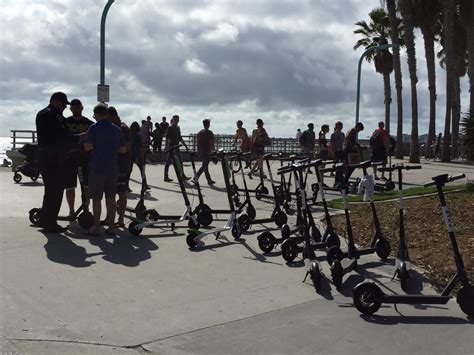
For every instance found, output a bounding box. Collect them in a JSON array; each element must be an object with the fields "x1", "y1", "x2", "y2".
[
  {"x1": 344, "y1": 122, "x2": 364, "y2": 182},
  {"x1": 129, "y1": 121, "x2": 149, "y2": 191},
  {"x1": 301, "y1": 123, "x2": 316, "y2": 155},
  {"x1": 159, "y1": 116, "x2": 169, "y2": 150},
  {"x1": 193, "y1": 119, "x2": 216, "y2": 185},
  {"x1": 370, "y1": 121, "x2": 390, "y2": 180},
  {"x1": 35, "y1": 92, "x2": 74, "y2": 233},
  {"x1": 330, "y1": 121, "x2": 345, "y2": 180},
  {"x1": 318, "y1": 124, "x2": 330, "y2": 161},
  {"x1": 234, "y1": 120, "x2": 251, "y2": 153},
  {"x1": 84, "y1": 103, "x2": 125, "y2": 236},
  {"x1": 64, "y1": 99, "x2": 94, "y2": 218},
  {"x1": 152, "y1": 122, "x2": 162, "y2": 153},
  {"x1": 108, "y1": 106, "x2": 131, "y2": 227},
  {"x1": 248, "y1": 118, "x2": 270, "y2": 179},
  {"x1": 164, "y1": 115, "x2": 189, "y2": 182}
]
